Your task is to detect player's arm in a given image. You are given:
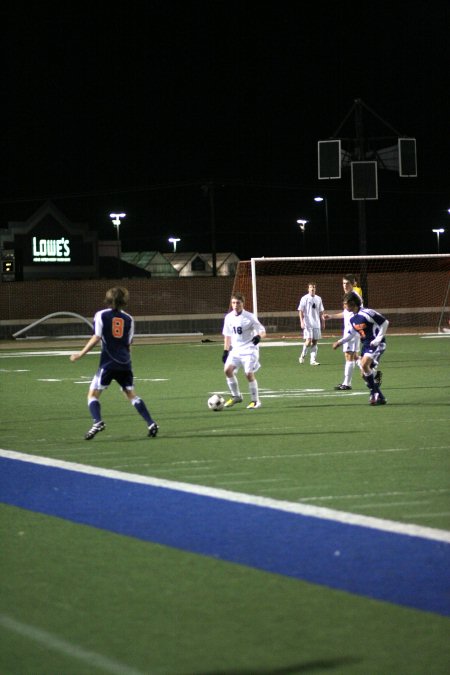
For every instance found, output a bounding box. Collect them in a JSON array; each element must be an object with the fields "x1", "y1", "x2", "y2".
[
  {"x1": 222, "y1": 334, "x2": 232, "y2": 363},
  {"x1": 333, "y1": 327, "x2": 357, "y2": 350},
  {"x1": 251, "y1": 317, "x2": 266, "y2": 345},
  {"x1": 370, "y1": 317, "x2": 389, "y2": 347},
  {"x1": 70, "y1": 334, "x2": 101, "y2": 362},
  {"x1": 252, "y1": 328, "x2": 266, "y2": 345},
  {"x1": 323, "y1": 311, "x2": 344, "y2": 320}
]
